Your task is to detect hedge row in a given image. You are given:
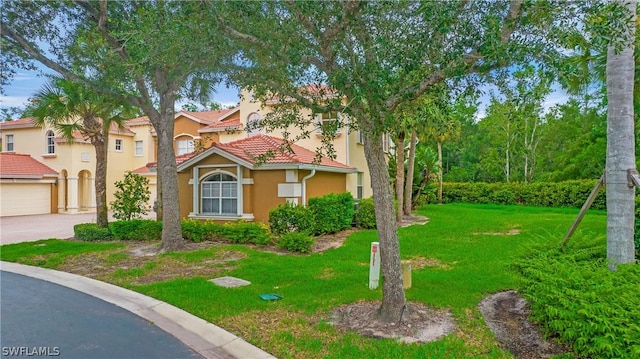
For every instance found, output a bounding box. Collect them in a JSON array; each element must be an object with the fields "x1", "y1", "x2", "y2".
[
  {"x1": 181, "y1": 219, "x2": 270, "y2": 245},
  {"x1": 442, "y1": 180, "x2": 607, "y2": 209}
]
